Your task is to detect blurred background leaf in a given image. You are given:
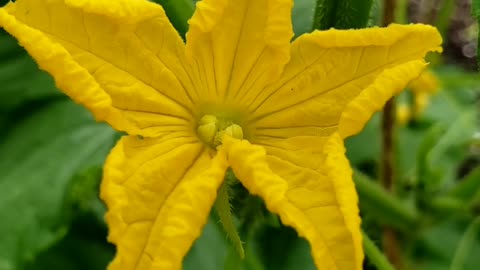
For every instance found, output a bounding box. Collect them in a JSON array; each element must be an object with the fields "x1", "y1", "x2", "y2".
[
  {"x1": 0, "y1": 30, "x2": 59, "y2": 112},
  {"x1": 0, "y1": 101, "x2": 116, "y2": 269}
]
